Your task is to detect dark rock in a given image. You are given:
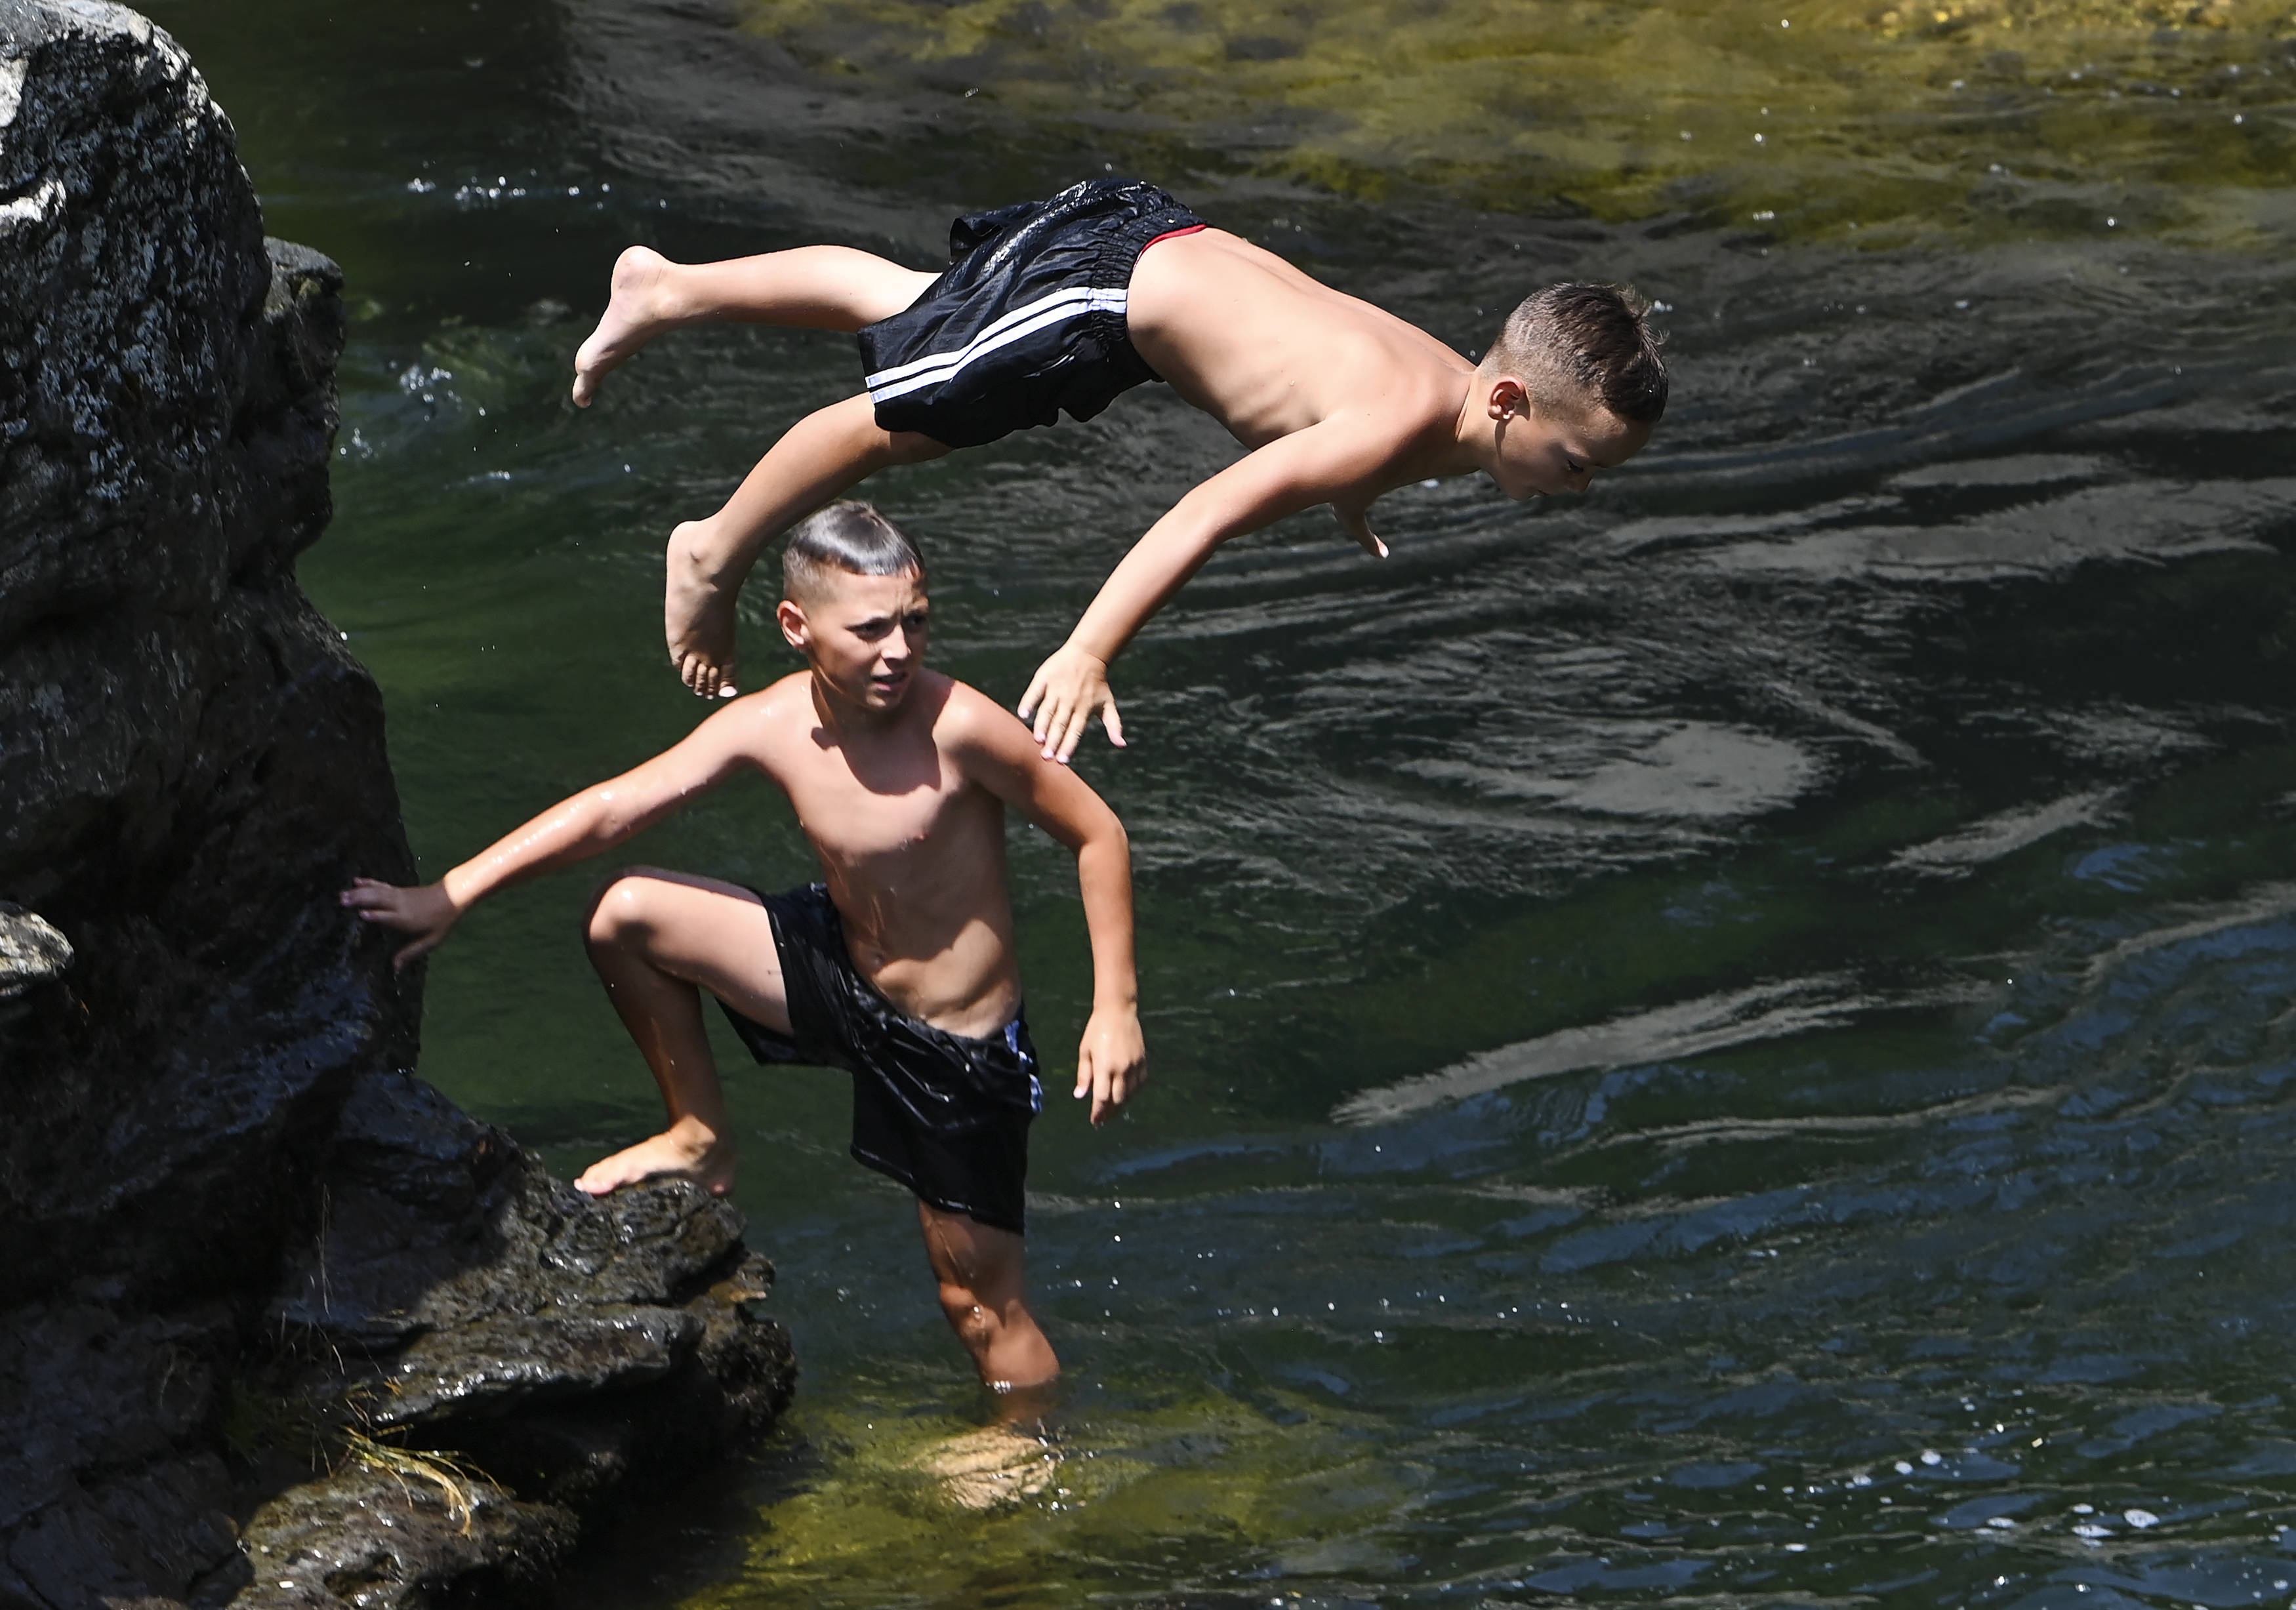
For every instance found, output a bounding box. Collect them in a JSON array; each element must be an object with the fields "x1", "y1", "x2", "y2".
[
  {"x1": 225, "y1": 1467, "x2": 574, "y2": 1610},
  {"x1": 0, "y1": 3, "x2": 794, "y2": 1605}
]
